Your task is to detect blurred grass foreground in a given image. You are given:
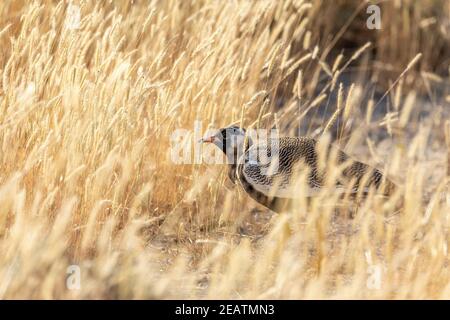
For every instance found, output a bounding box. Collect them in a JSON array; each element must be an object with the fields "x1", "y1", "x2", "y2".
[{"x1": 0, "y1": 0, "x2": 449, "y2": 299}]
